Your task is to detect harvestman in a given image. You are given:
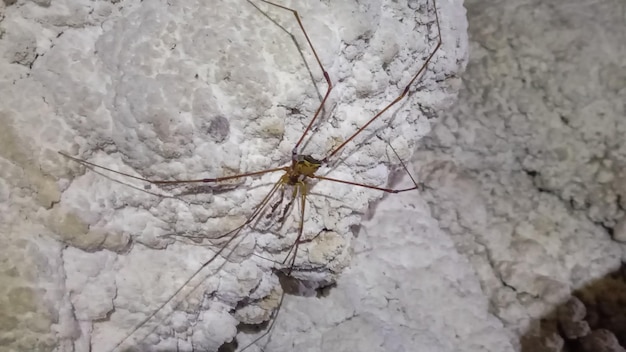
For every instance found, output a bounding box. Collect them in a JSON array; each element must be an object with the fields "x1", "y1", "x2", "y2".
[{"x1": 58, "y1": 0, "x2": 442, "y2": 350}]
